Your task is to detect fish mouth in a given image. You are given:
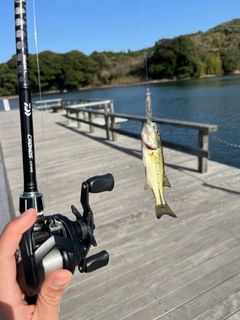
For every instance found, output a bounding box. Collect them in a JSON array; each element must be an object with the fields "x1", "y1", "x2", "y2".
[
  {"x1": 141, "y1": 132, "x2": 157, "y2": 150},
  {"x1": 143, "y1": 141, "x2": 156, "y2": 150}
]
